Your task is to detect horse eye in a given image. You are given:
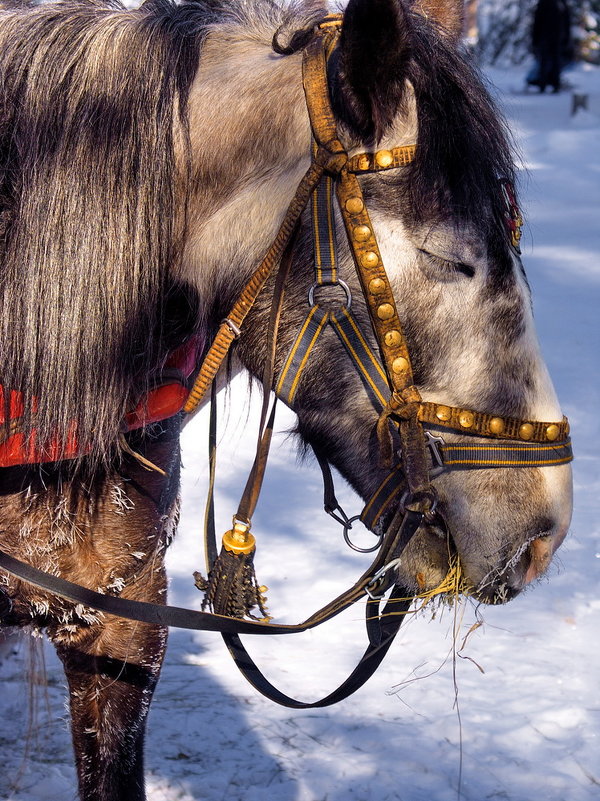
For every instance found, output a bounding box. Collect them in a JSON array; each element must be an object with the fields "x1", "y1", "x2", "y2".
[{"x1": 418, "y1": 249, "x2": 475, "y2": 278}]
